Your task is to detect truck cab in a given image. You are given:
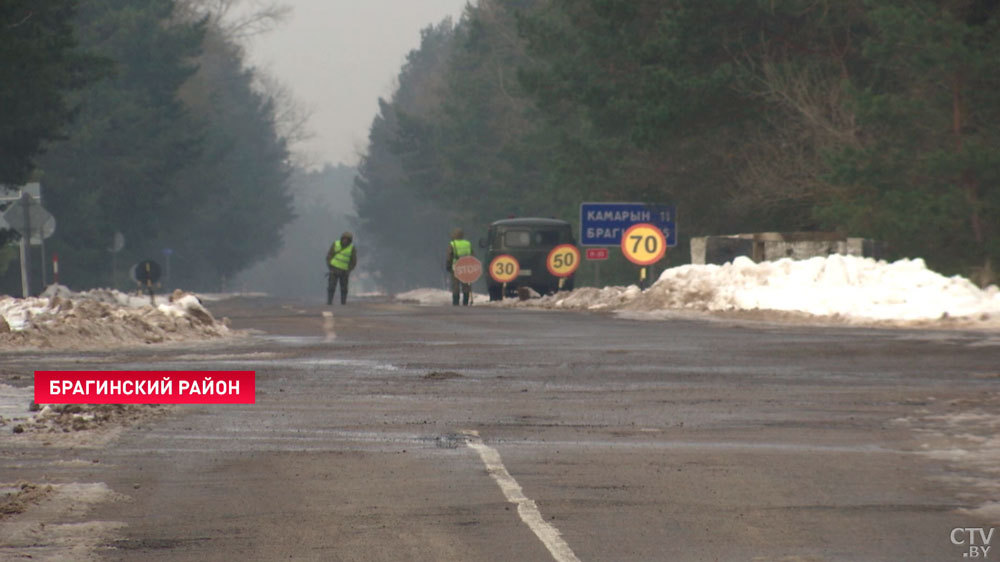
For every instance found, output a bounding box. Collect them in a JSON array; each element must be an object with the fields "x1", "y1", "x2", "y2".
[{"x1": 481, "y1": 218, "x2": 576, "y2": 301}]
